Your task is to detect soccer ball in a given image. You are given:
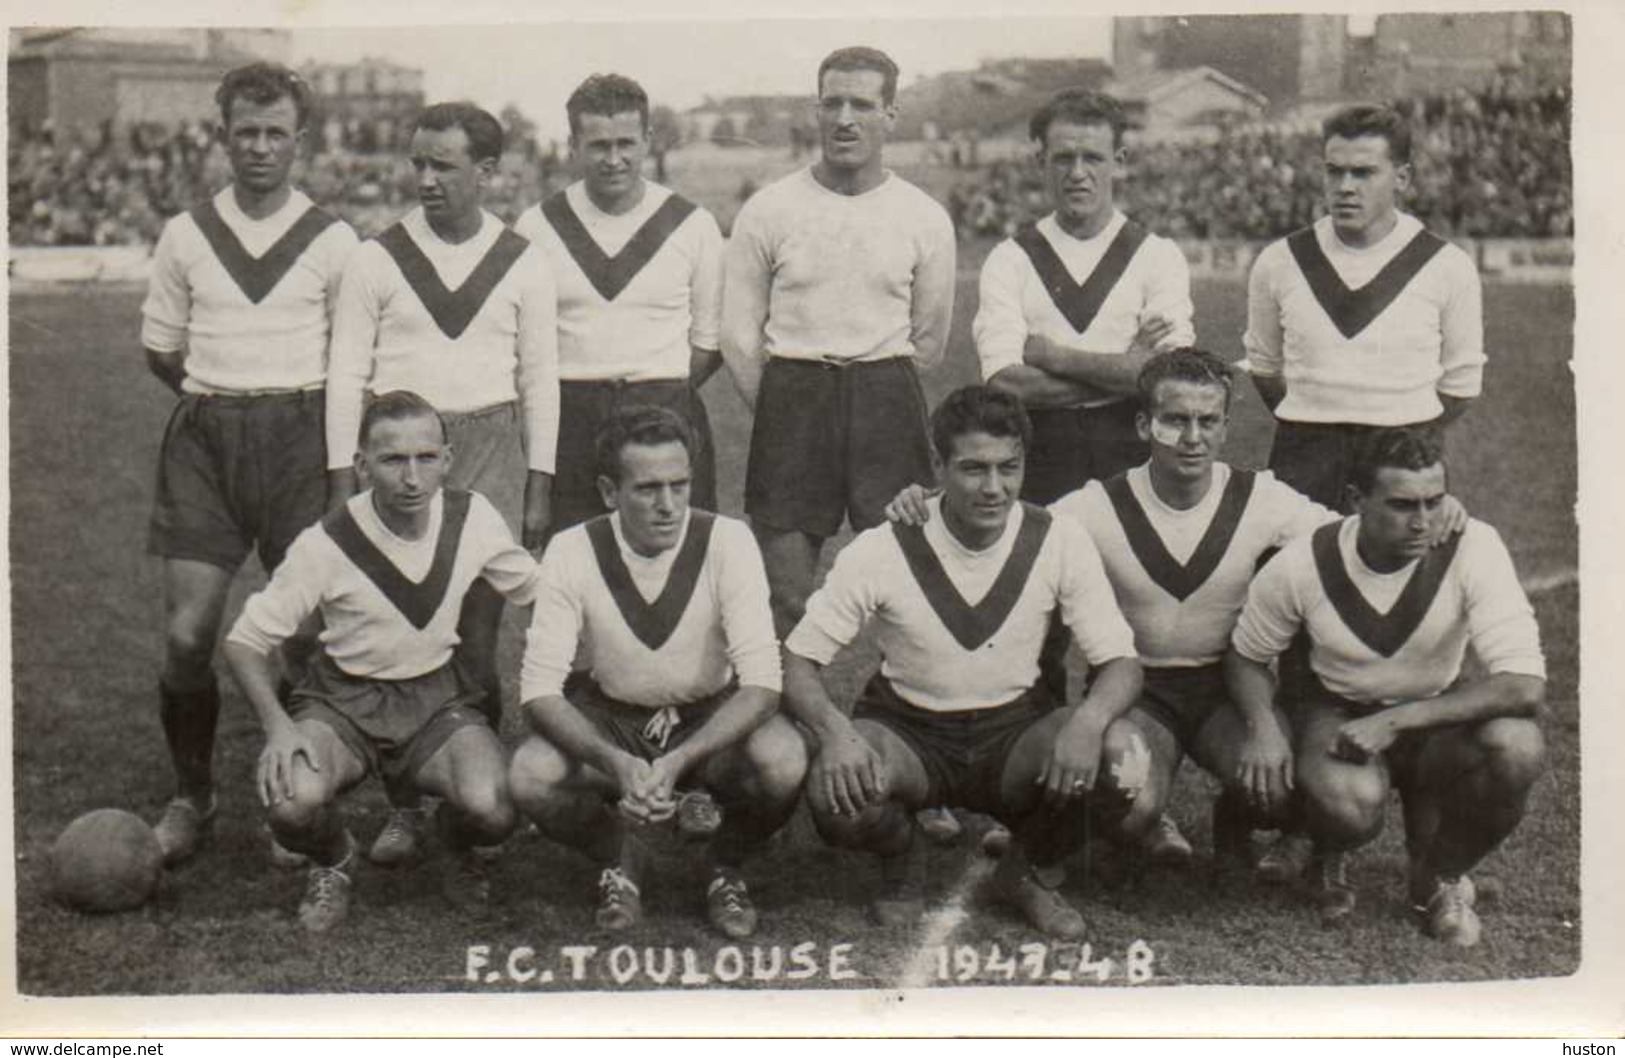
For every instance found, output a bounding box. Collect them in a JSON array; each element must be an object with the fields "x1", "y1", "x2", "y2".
[{"x1": 49, "y1": 809, "x2": 164, "y2": 913}]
